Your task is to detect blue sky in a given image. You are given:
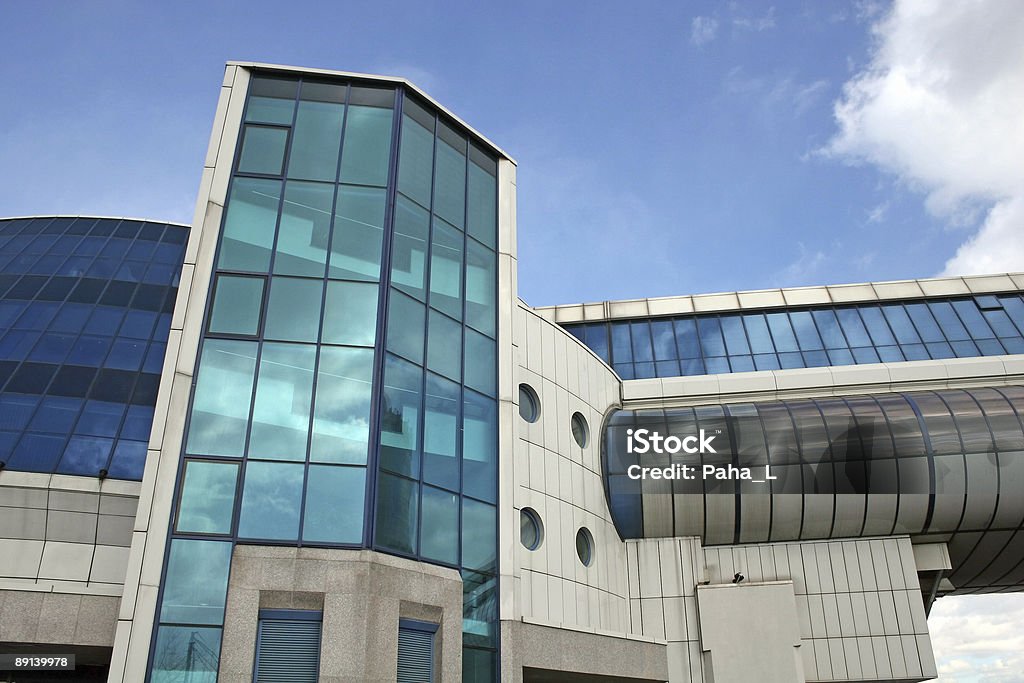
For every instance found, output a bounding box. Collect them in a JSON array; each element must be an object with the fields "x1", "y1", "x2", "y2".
[
  {"x1": 3, "y1": 2, "x2": 1024, "y2": 680},
  {"x1": 4, "y1": 1, "x2": 1019, "y2": 308}
]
